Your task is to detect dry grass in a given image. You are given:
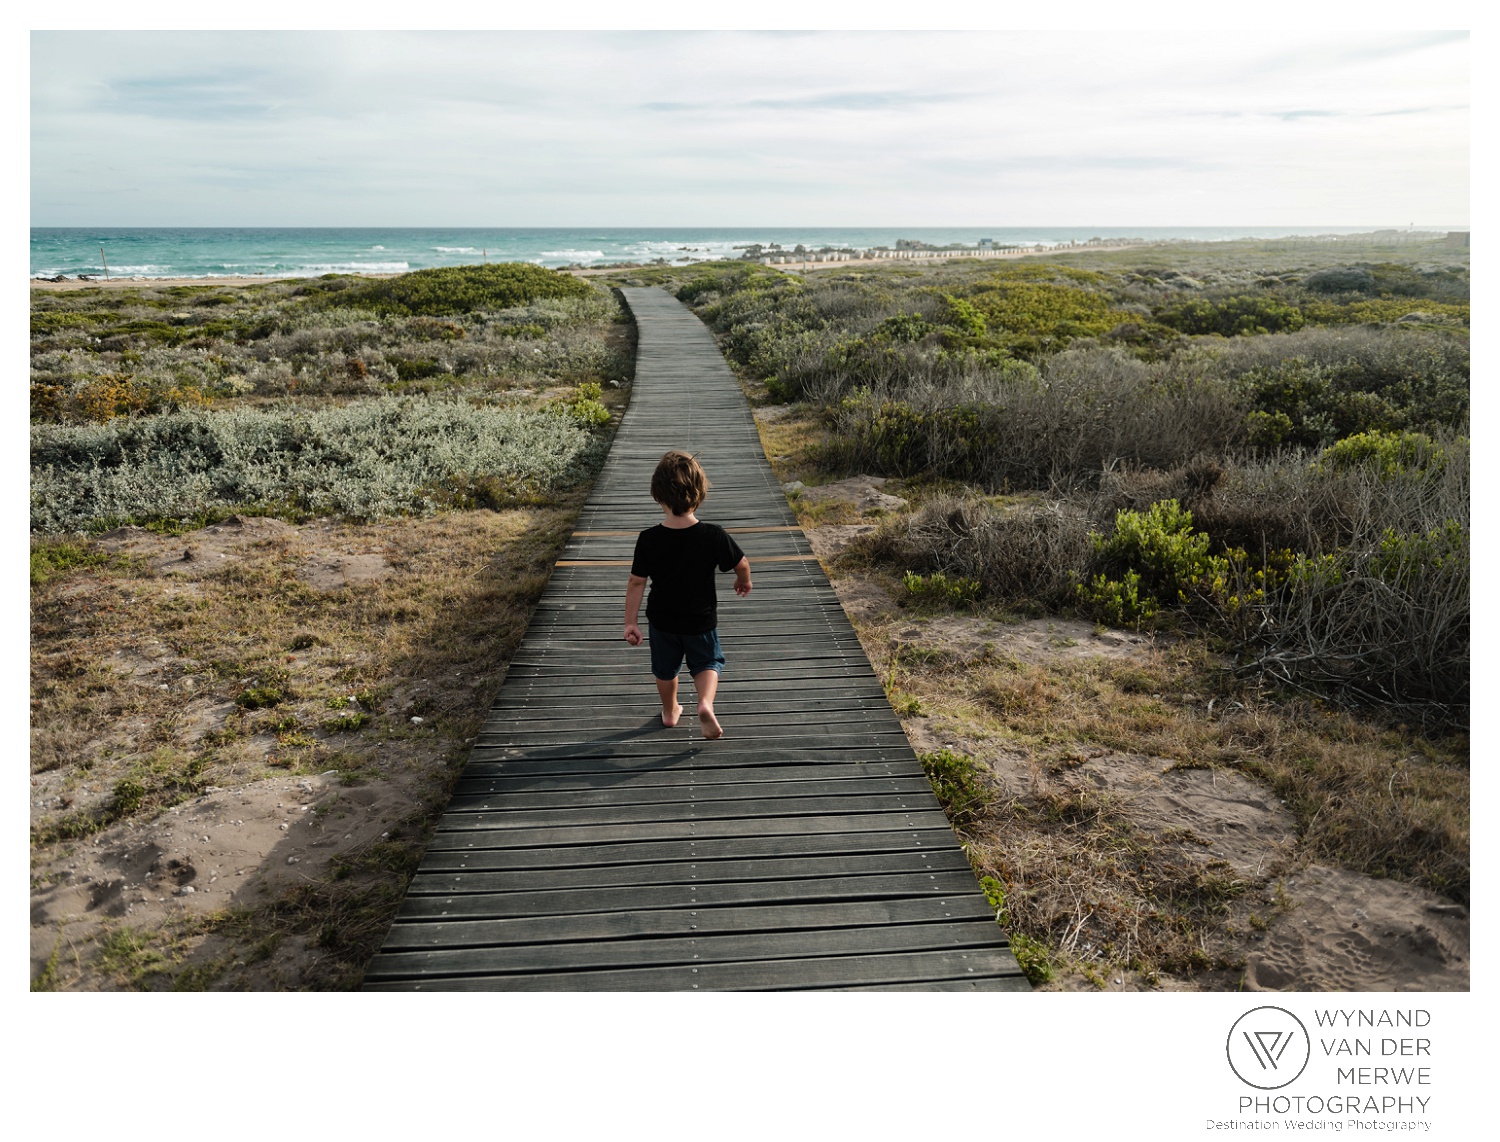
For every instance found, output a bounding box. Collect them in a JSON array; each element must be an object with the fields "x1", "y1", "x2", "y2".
[
  {"x1": 856, "y1": 616, "x2": 1468, "y2": 984},
  {"x1": 29, "y1": 504, "x2": 583, "y2": 988}
]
